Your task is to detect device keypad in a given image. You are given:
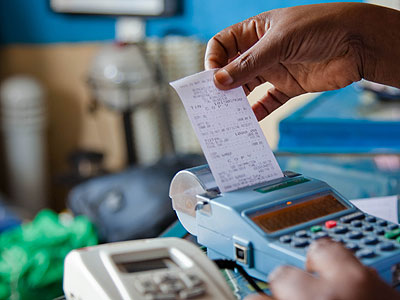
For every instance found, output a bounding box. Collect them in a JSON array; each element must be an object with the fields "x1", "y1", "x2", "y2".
[
  {"x1": 277, "y1": 212, "x2": 400, "y2": 261},
  {"x1": 135, "y1": 272, "x2": 206, "y2": 300},
  {"x1": 135, "y1": 279, "x2": 159, "y2": 294}
]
